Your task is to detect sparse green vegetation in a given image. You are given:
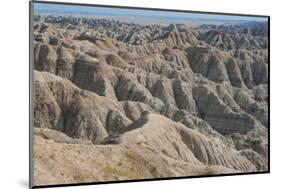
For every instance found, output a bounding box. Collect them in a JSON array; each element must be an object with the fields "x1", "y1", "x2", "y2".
[
  {"x1": 102, "y1": 165, "x2": 142, "y2": 179},
  {"x1": 245, "y1": 137, "x2": 262, "y2": 148}
]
